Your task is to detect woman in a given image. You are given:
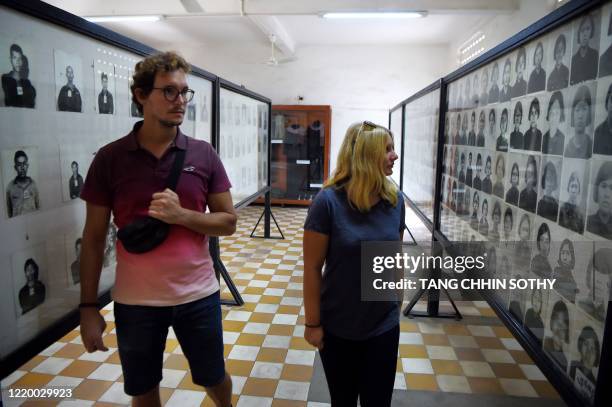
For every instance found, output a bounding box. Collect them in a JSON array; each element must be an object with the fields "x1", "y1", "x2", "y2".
[
  {"x1": 1, "y1": 44, "x2": 36, "y2": 108},
  {"x1": 458, "y1": 153, "x2": 466, "y2": 184},
  {"x1": 476, "y1": 111, "x2": 486, "y2": 147},
  {"x1": 553, "y1": 239, "x2": 578, "y2": 303},
  {"x1": 473, "y1": 154, "x2": 482, "y2": 191},
  {"x1": 466, "y1": 152, "x2": 473, "y2": 187},
  {"x1": 564, "y1": 85, "x2": 593, "y2": 159},
  {"x1": 479, "y1": 198, "x2": 489, "y2": 237},
  {"x1": 496, "y1": 108, "x2": 509, "y2": 152},
  {"x1": 303, "y1": 121, "x2": 402, "y2": 406},
  {"x1": 516, "y1": 213, "x2": 533, "y2": 265},
  {"x1": 489, "y1": 62, "x2": 500, "y2": 103},
  {"x1": 482, "y1": 156, "x2": 493, "y2": 194},
  {"x1": 587, "y1": 161, "x2": 612, "y2": 239},
  {"x1": 559, "y1": 172, "x2": 585, "y2": 234},
  {"x1": 543, "y1": 301, "x2": 570, "y2": 372},
  {"x1": 578, "y1": 248, "x2": 612, "y2": 322},
  {"x1": 480, "y1": 68, "x2": 489, "y2": 107},
  {"x1": 524, "y1": 288, "x2": 545, "y2": 346},
  {"x1": 524, "y1": 98, "x2": 543, "y2": 151},
  {"x1": 488, "y1": 108, "x2": 497, "y2": 146},
  {"x1": 542, "y1": 91, "x2": 566, "y2": 155},
  {"x1": 519, "y1": 155, "x2": 538, "y2": 213},
  {"x1": 537, "y1": 161, "x2": 560, "y2": 222},
  {"x1": 500, "y1": 58, "x2": 512, "y2": 103},
  {"x1": 490, "y1": 200, "x2": 502, "y2": 242},
  {"x1": 594, "y1": 83, "x2": 612, "y2": 155},
  {"x1": 460, "y1": 112, "x2": 469, "y2": 145},
  {"x1": 528, "y1": 42, "x2": 546, "y2": 93},
  {"x1": 548, "y1": 34, "x2": 569, "y2": 91},
  {"x1": 454, "y1": 114, "x2": 462, "y2": 145},
  {"x1": 512, "y1": 48, "x2": 527, "y2": 98},
  {"x1": 471, "y1": 191, "x2": 480, "y2": 231},
  {"x1": 493, "y1": 154, "x2": 505, "y2": 198},
  {"x1": 569, "y1": 326, "x2": 599, "y2": 402},
  {"x1": 506, "y1": 163, "x2": 520, "y2": 205},
  {"x1": 468, "y1": 111, "x2": 477, "y2": 146},
  {"x1": 503, "y1": 207, "x2": 514, "y2": 241},
  {"x1": 531, "y1": 223, "x2": 553, "y2": 278},
  {"x1": 570, "y1": 14, "x2": 599, "y2": 85},
  {"x1": 510, "y1": 101, "x2": 524, "y2": 149}
]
